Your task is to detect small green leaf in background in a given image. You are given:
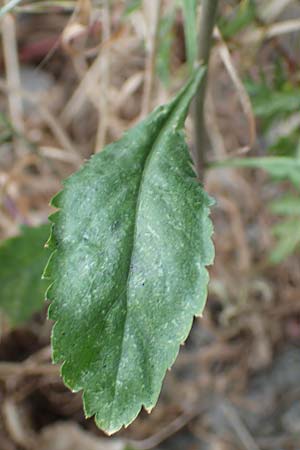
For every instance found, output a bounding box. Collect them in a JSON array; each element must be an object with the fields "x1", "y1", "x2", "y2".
[
  {"x1": 0, "y1": 113, "x2": 14, "y2": 145},
  {"x1": 179, "y1": 0, "x2": 198, "y2": 70},
  {"x1": 0, "y1": 224, "x2": 51, "y2": 326},
  {"x1": 269, "y1": 194, "x2": 300, "y2": 263},
  {"x1": 245, "y1": 63, "x2": 300, "y2": 159},
  {"x1": 219, "y1": 0, "x2": 256, "y2": 39},
  {"x1": 251, "y1": 89, "x2": 300, "y2": 121},
  {"x1": 216, "y1": 157, "x2": 300, "y2": 188},
  {"x1": 270, "y1": 195, "x2": 300, "y2": 216},
  {"x1": 156, "y1": 12, "x2": 175, "y2": 86},
  {"x1": 270, "y1": 219, "x2": 300, "y2": 263},
  {"x1": 269, "y1": 130, "x2": 299, "y2": 158},
  {"x1": 123, "y1": 0, "x2": 142, "y2": 16},
  {"x1": 213, "y1": 156, "x2": 300, "y2": 262},
  {"x1": 245, "y1": 74, "x2": 300, "y2": 128},
  {"x1": 44, "y1": 67, "x2": 214, "y2": 434}
]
